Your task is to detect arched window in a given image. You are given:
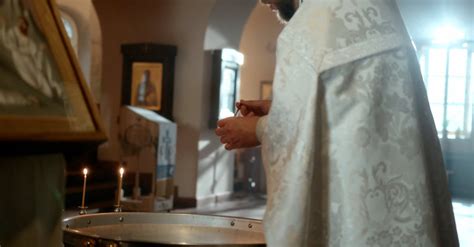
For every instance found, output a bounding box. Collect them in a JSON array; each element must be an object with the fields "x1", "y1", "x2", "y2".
[{"x1": 60, "y1": 11, "x2": 79, "y2": 54}]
